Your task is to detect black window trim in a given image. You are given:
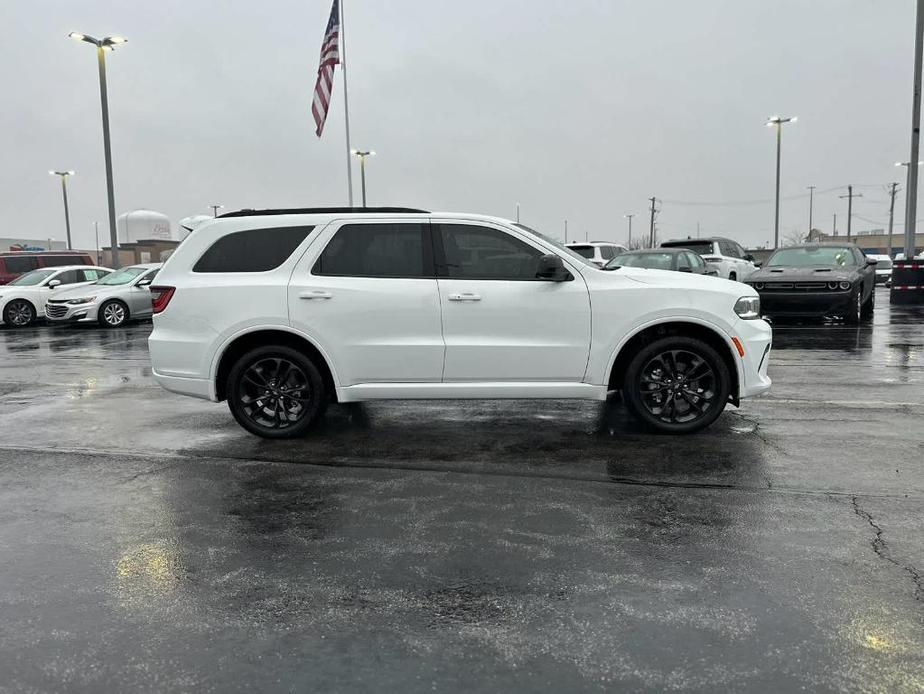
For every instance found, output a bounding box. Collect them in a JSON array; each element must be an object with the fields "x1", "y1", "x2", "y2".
[
  {"x1": 432, "y1": 221, "x2": 568, "y2": 282},
  {"x1": 310, "y1": 220, "x2": 436, "y2": 279}
]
